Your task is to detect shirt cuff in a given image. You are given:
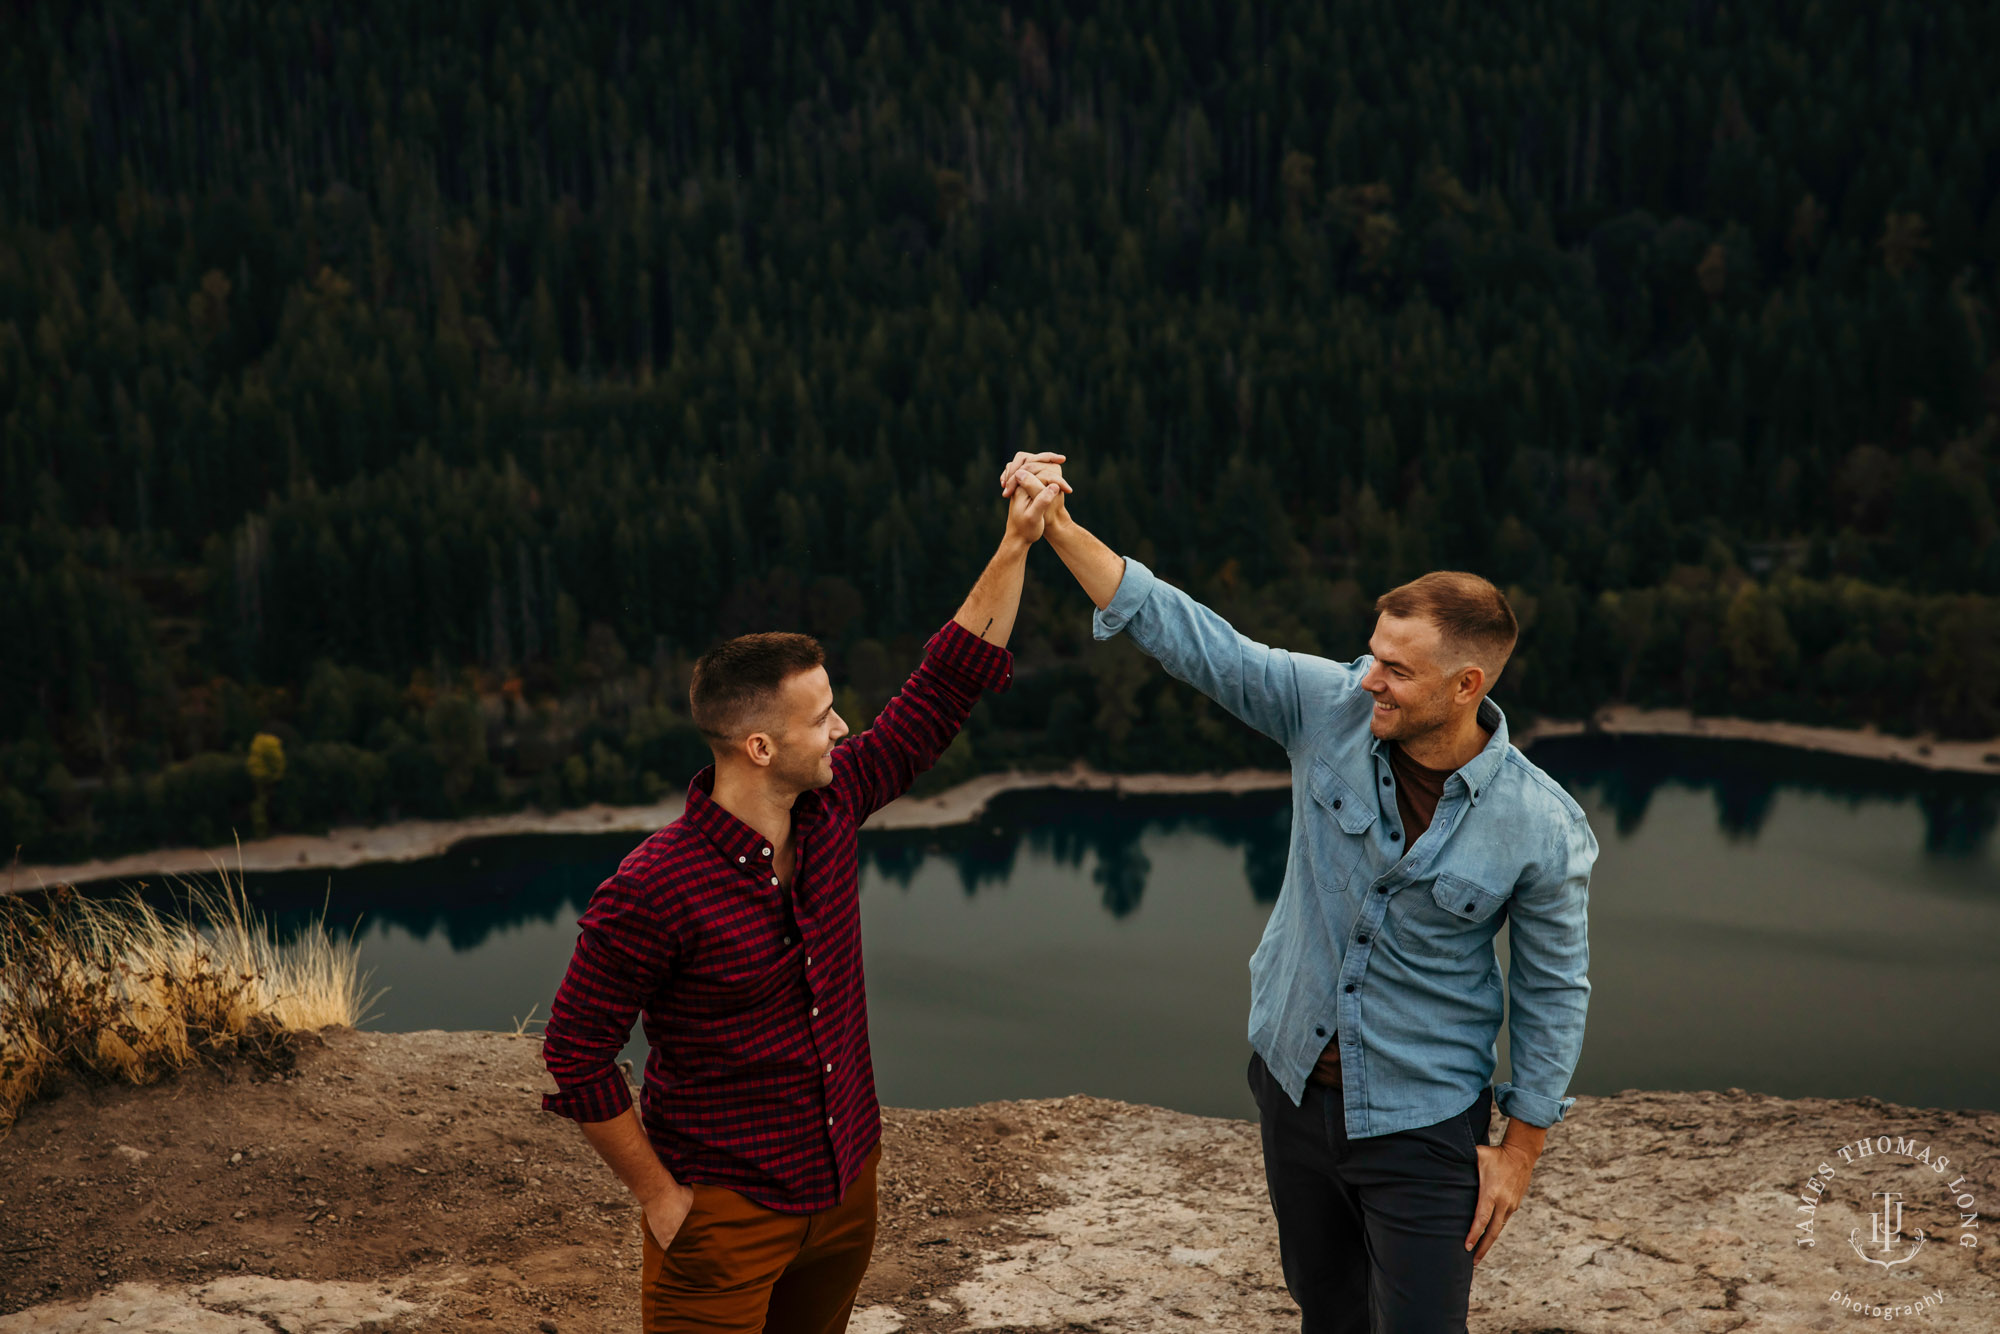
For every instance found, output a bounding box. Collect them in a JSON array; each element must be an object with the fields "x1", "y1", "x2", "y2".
[
  {"x1": 1092, "y1": 556, "x2": 1157, "y2": 640},
  {"x1": 926, "y1": 619, "x2": 1014, "y2": 693},
  {"x1": 541, "y1": 1064, "x2": 636, "y2": 1124},
  {"x1": 1492, "y1": 1081, "x2": 1575, "y2": 1129}
]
